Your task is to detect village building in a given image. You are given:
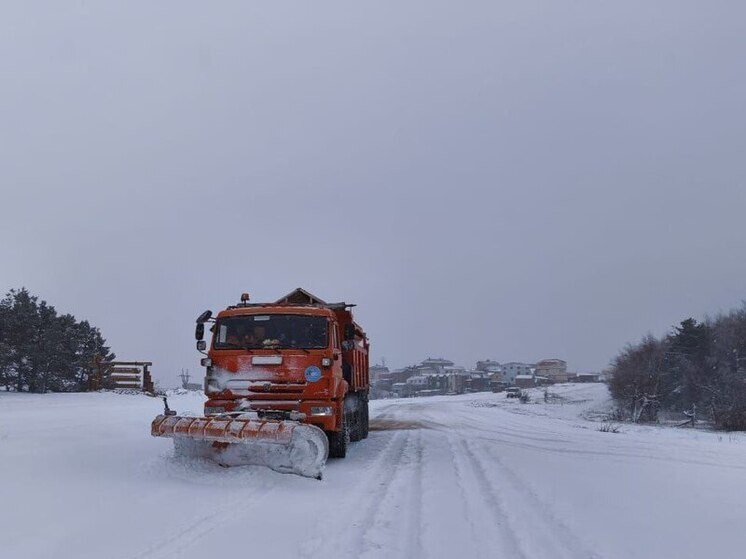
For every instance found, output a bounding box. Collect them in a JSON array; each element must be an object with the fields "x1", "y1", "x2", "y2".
[
  {"x1": 534, "y1": 359, "x2": 569, "y2": 383},
  {"x1": 501, "y1": 362, "x2": 535, "y2": 384}
]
